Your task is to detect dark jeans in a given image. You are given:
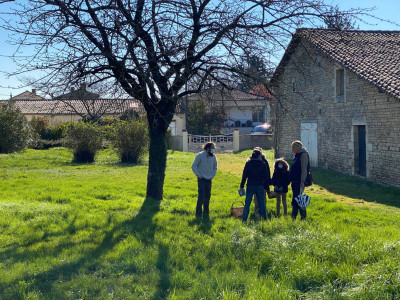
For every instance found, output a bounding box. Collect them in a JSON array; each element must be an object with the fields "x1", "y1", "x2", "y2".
[
  {"x1": 291, "y1": 182, "x2": 306, "y2": 220},
  {"x1": 196, "y1": 178, "x2": 212, "y2": 217},
  {"x1": 242, "y1": 185, "x2": 267, "y2": 221}
]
